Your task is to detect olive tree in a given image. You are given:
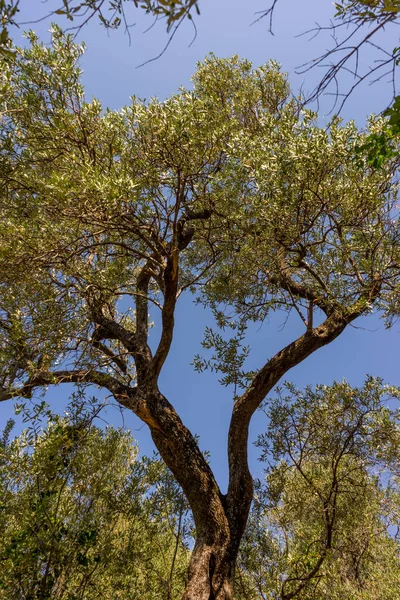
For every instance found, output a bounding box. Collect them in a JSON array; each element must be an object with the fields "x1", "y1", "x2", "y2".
[
  {"x1": 0, "y1": 398, "x2": 190, "y2": 599},
  {"x1": 237, "y1": 378, "x2": 400, "y2": 599},
  {"x1": 1, "y1": 28, "x2": 400, "y2": 598}
]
